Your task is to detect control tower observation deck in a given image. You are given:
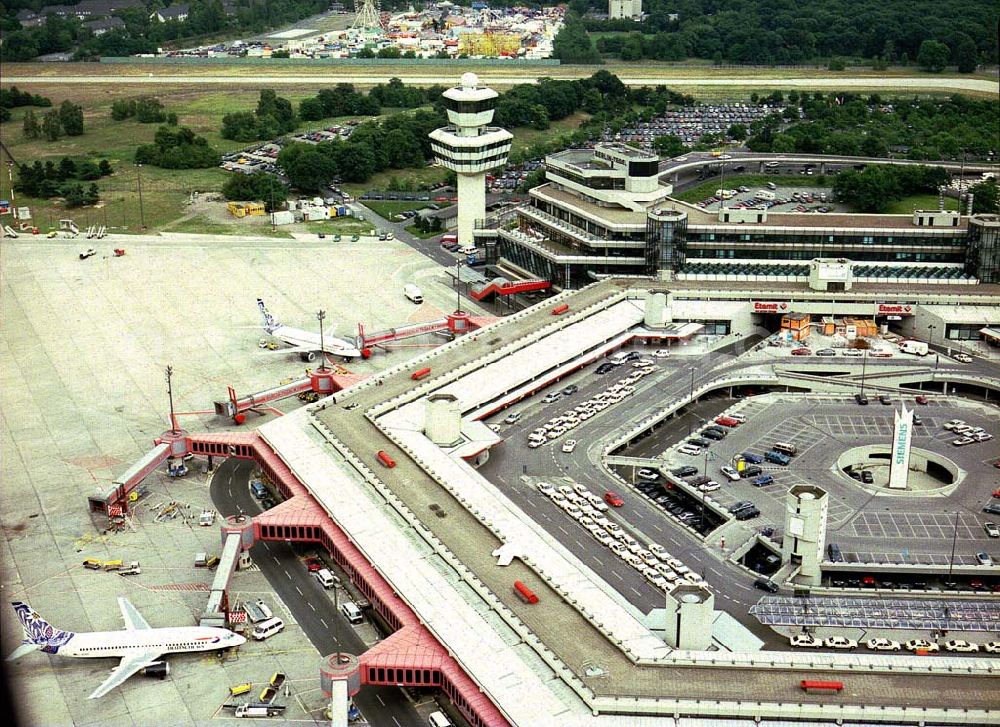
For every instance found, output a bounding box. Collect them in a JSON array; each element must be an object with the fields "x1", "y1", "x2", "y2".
[{"x1": 429, "y1": 73, "x2": 513, "y2": 247}]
